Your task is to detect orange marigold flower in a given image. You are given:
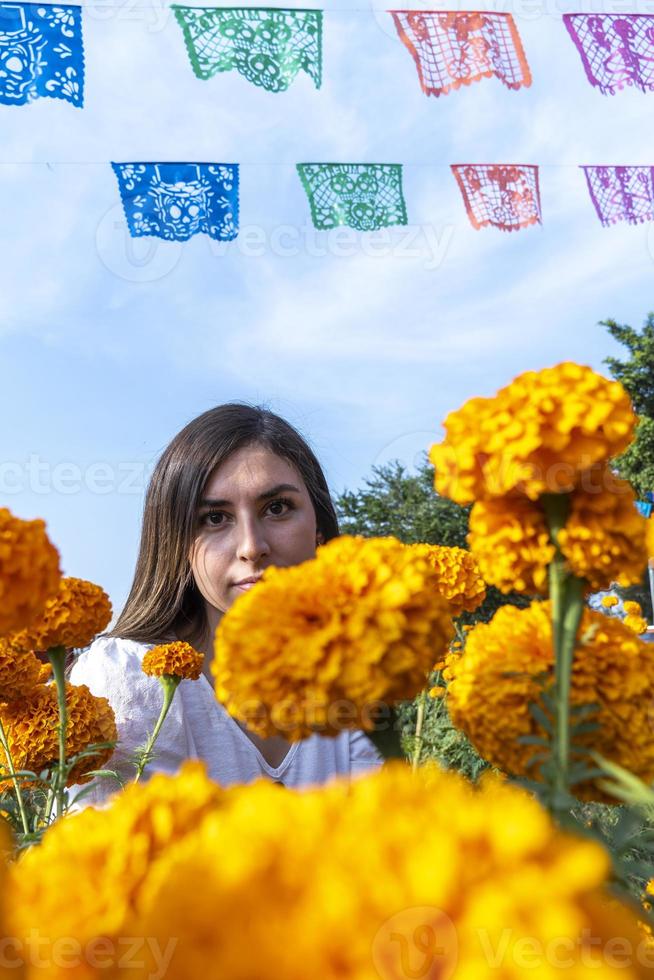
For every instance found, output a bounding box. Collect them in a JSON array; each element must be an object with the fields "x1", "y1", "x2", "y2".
[
  {"x1": 444, "y1": 602, "x2": 654, "y2": 802},
  {"x1": 624, "y1": 614, "x2": 648, "y2": 635},
  {"x1": 11, "y1": 577, "x2": 112, "y2": 653},
  {"x1": 0, "y1": 817, "x2": 11, "y2": 953},
  {"x1": 212, "y1": 535, "x2": 455, "y2": 740},
  {"x1": 558, "y1": 475, "x2": 647, "y2": 591},
  {"x1": 429, "y1": 362, "x2": 636, "y2": 504},
  {"x1": 408, "y1": 544, "x2": 486, "y2": 614},
  {"x1": 468, "y1": 474, "x2": 647, "y2": 595},
  {"x1": 623, "y1": 601, "x2": 642, "y2": 616},
  {"x1": 0, "y1": 638, "x2": 52, "y2": 703},
  {"x1": 142, "y1": 642, "x2": 204, "y2": 681},
  {"x1": 468, "y1": 496, "x2": 554, "y2": 594},
  {"x1": 601, "y1": 595, "x2": 619, "y2": 609},
  {"x1": 7, "y1": 761, "x2": 225, "y2": 952},
  {"x1": 0, "y1": 682, "x2": 117, "y2": 786},
  {"x1": 6, "y1": 761, "x2": 647, "y2": 980},
  {"x1": 0, "y1": 508, "x2": 61, "y2": 637}
]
